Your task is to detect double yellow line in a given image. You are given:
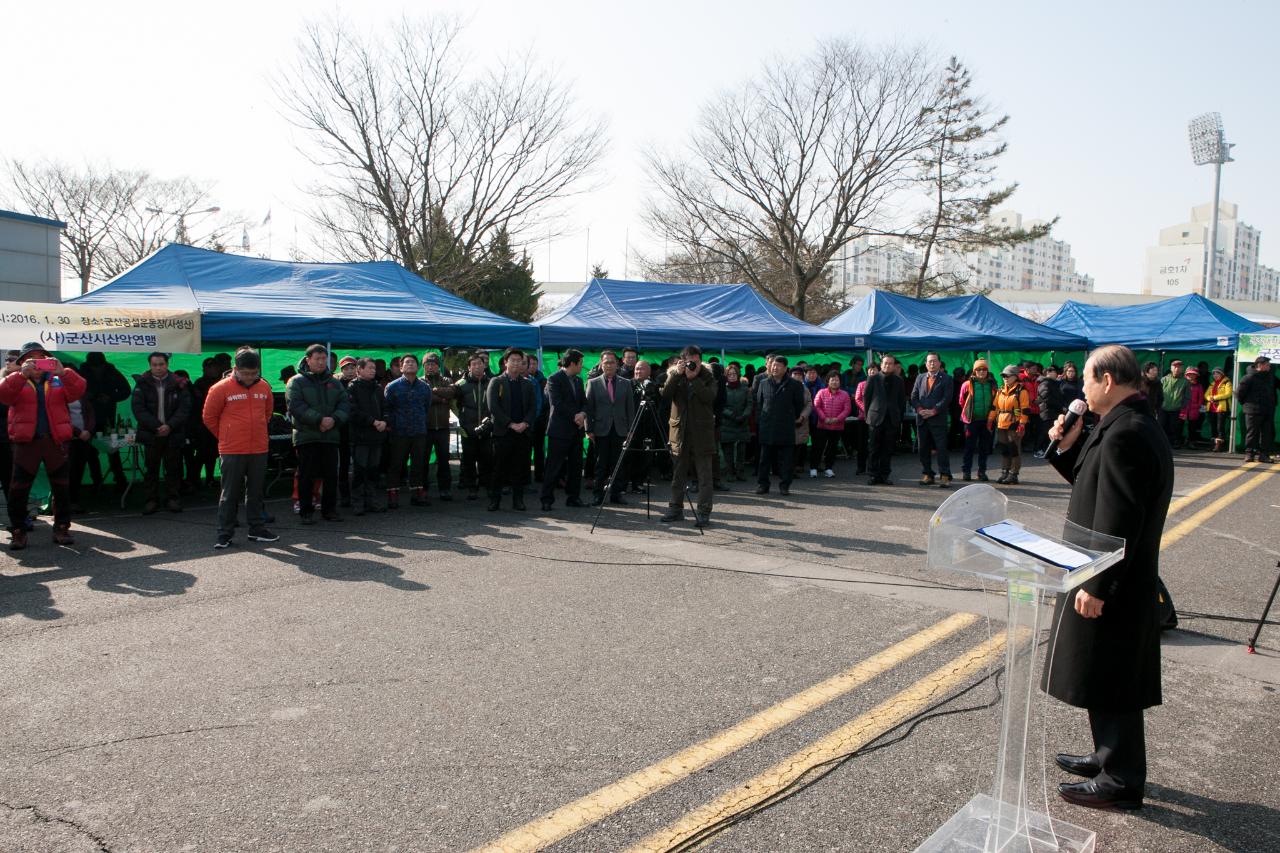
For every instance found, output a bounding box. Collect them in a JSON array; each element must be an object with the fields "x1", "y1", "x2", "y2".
[{"x1": 474, "y1": 460, "x2": 1275, "y2": 853}]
